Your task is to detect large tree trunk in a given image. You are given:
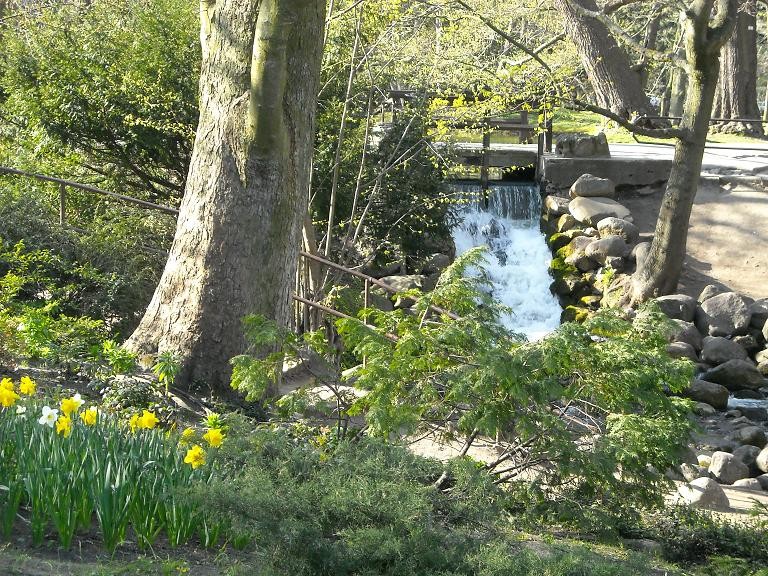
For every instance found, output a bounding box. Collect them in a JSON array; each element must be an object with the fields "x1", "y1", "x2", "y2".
[
  {"x1": 631, "y1": 0, "x2": 736, "y2": 301},
  {"x1": 126, "y1": 0, "x2": 325, "y2": 394},
  {"x1": 712, "y1": 0, "x2": 763, "y2": 135},
  {"x1": 553, "y1": 0, "x2": 653, "y2": 118}
]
